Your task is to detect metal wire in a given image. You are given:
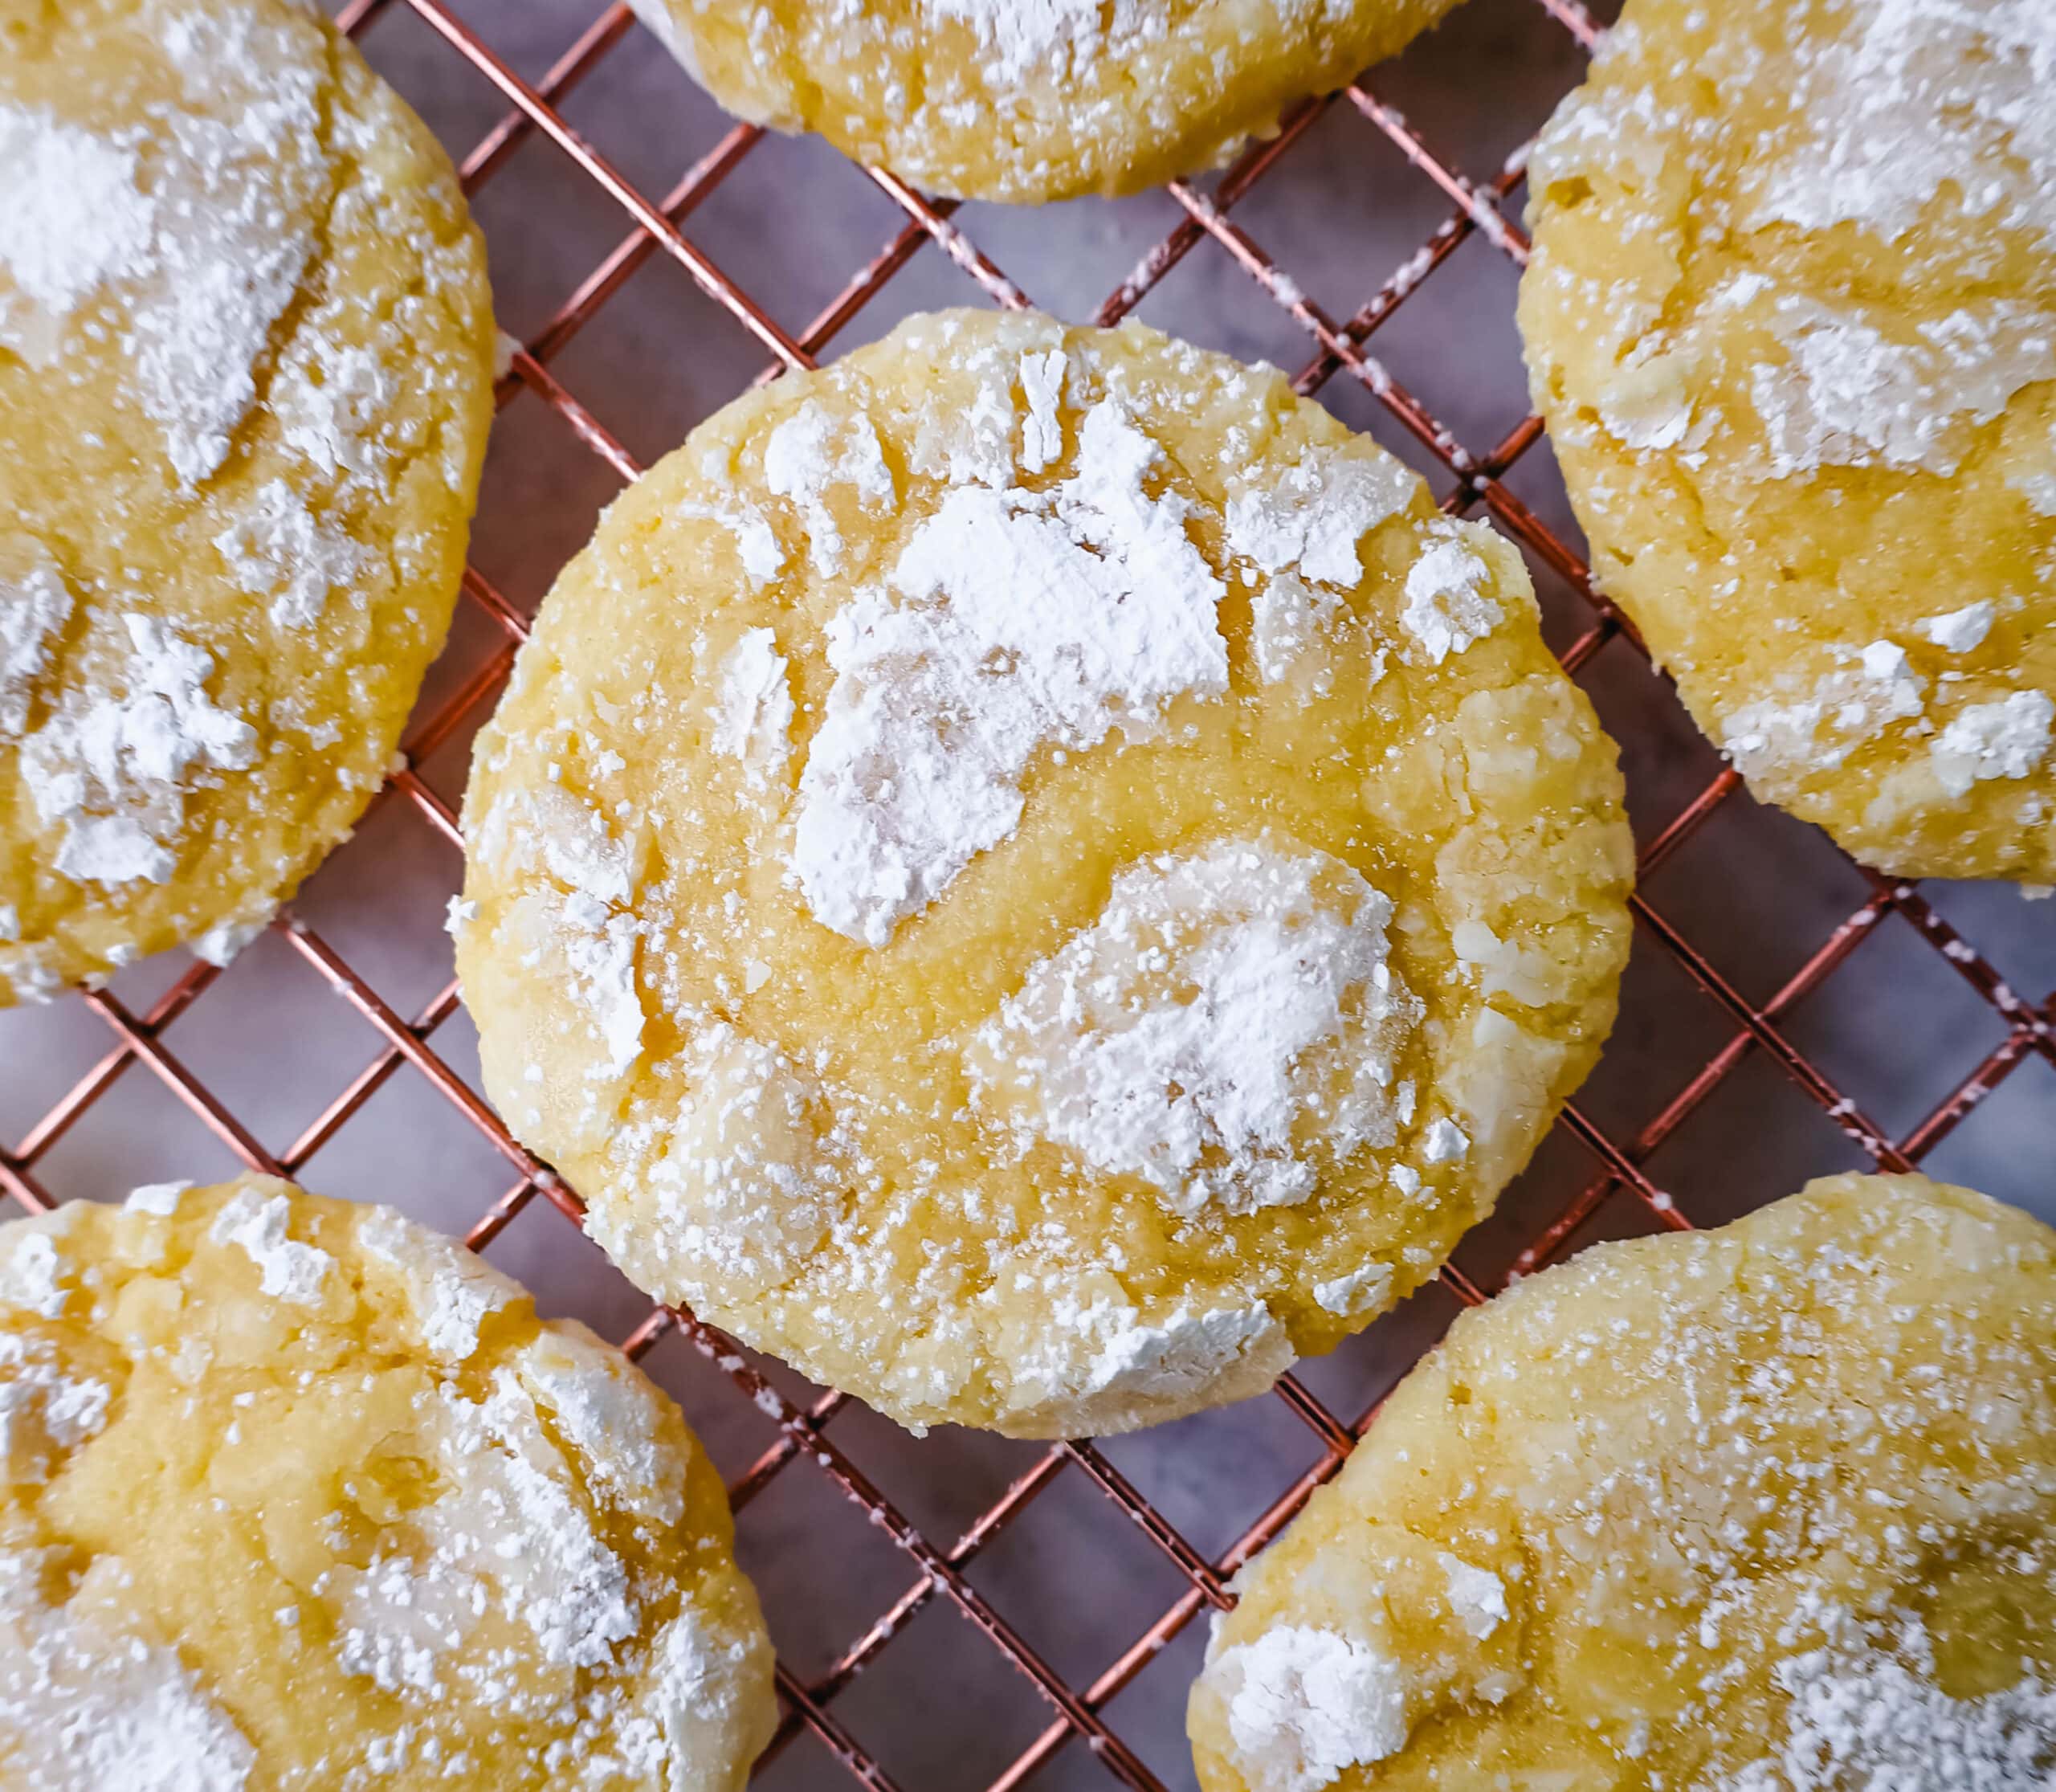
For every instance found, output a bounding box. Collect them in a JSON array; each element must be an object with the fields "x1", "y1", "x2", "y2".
[{"x1": 4, "y1": 1, "x2": 2053, "y2": 1785}]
